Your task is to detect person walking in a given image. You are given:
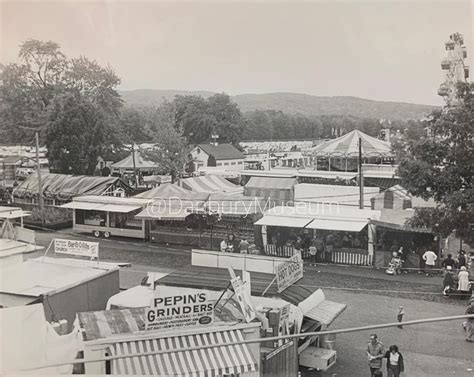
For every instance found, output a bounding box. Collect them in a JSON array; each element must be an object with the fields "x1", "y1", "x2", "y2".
[
  {"x1": 397, "y1": 306, "x2": 405, "y2": 329},
  {"x1": 384, "y1": 345, "x2": 405, "y2": 377},
  {"x1": 367, "y1": 334, "x2": 385, "y2": 376},
  {"x1": 422, "y1": 249, "x2": 438, "y2": 277}
]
